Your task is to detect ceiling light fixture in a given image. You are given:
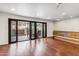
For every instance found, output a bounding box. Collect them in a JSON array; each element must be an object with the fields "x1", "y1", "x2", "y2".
[
  {"x1": 62, "y1": 12, "x2": 66, "y2": 15},
  {"x1": 11, "y1": 8, "x2": 15, "y2": 11},
  {"x1": 70, "y1": 16, "x2": 72, "y2": 18}
]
